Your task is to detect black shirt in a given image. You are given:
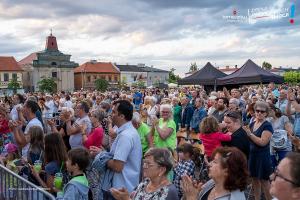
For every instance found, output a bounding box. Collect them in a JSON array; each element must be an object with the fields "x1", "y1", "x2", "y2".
[{"x1": 222, "y1": 127, "x2": 250, "y2": 159}]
